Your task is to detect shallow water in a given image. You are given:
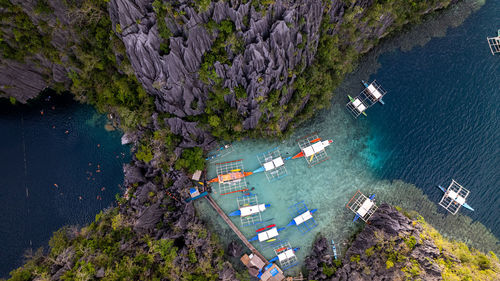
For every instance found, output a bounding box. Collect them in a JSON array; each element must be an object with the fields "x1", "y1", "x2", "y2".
[
  {"x1": 0, "y1": 93, "x2": 130, "y2": 276},
  {"x1": 196, "y1": 0, "x2": 499, "y2": 274}
]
